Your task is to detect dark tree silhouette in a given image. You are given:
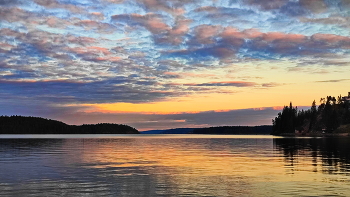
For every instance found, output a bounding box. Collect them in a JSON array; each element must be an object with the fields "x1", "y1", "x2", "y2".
[
  {"x1": 192, "y1": 125, "x2": 272, "y2": 135},
  {"x1": 272, "y1": 94, "x2": 350, "y2": 135},
  {"x1": 0, "y1": 116, "x2": 139, "y2": 134}
]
